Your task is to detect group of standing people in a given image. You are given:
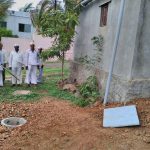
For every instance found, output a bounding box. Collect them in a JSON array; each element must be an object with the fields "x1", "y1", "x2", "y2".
[{"x1": 0, "y1": 42, "x2": 44, "y2": 87}]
